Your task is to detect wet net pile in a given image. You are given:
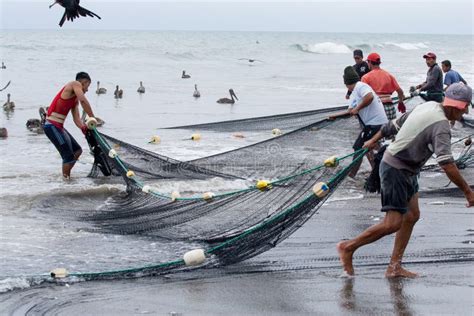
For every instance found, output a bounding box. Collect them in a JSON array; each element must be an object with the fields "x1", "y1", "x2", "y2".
[{"x1": 56, "y1": 111, "x2": 364, "y2": 281}]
